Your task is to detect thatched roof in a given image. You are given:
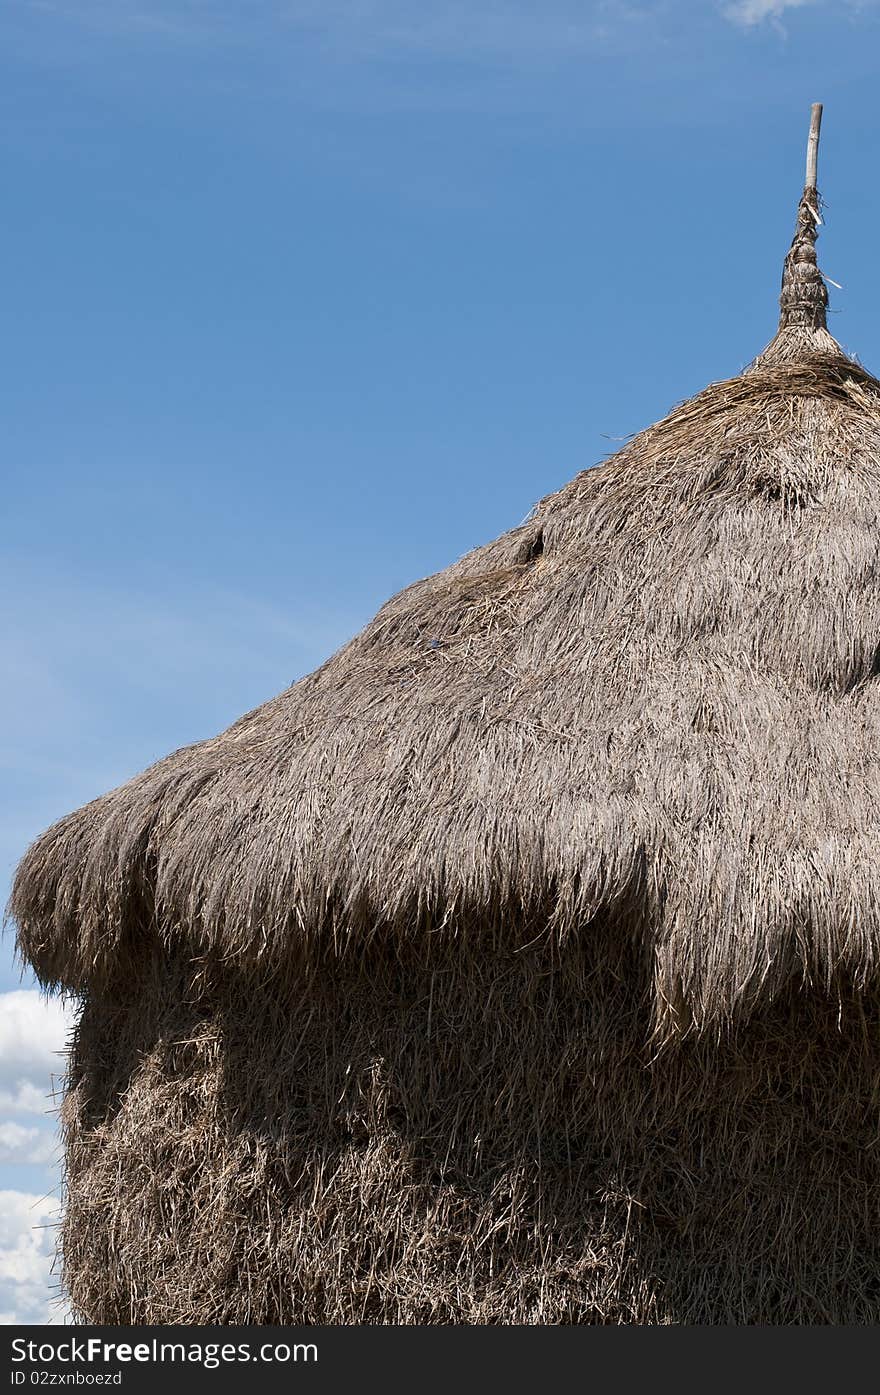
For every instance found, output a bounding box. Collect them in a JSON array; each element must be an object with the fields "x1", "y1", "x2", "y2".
[{"x1": 13, "y1": 109, "x2": 880, "y2": 1036}]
